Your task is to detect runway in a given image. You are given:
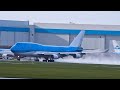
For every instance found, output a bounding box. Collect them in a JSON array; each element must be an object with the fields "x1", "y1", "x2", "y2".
[{"x1": 0, "y1": 77, "x2": 26, "y2": 79}]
